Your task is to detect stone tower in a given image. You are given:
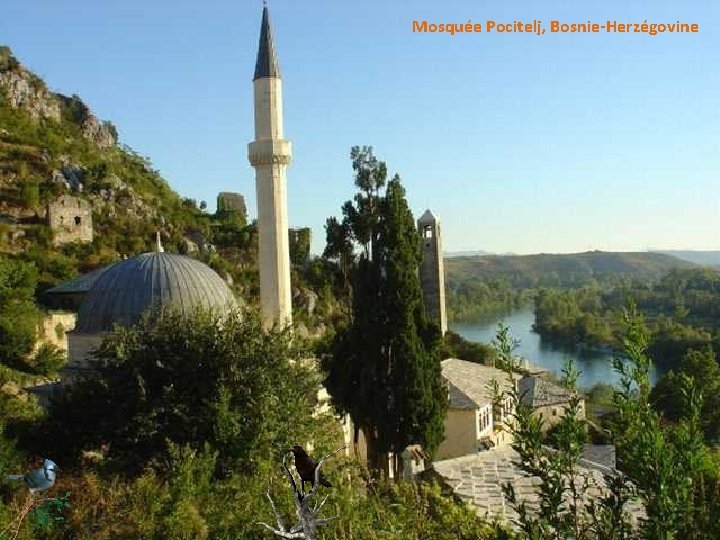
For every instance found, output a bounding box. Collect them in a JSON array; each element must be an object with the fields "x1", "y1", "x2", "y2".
[
  {"x1": 418, "y1": 209, "x2": 447, "y2": 335},
  {"x1": 46, "y1": 195, "x2": 93, "y2": 246},
  {"x1": 248, "y1": 5, "x2": 293, "y2": 328}
]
